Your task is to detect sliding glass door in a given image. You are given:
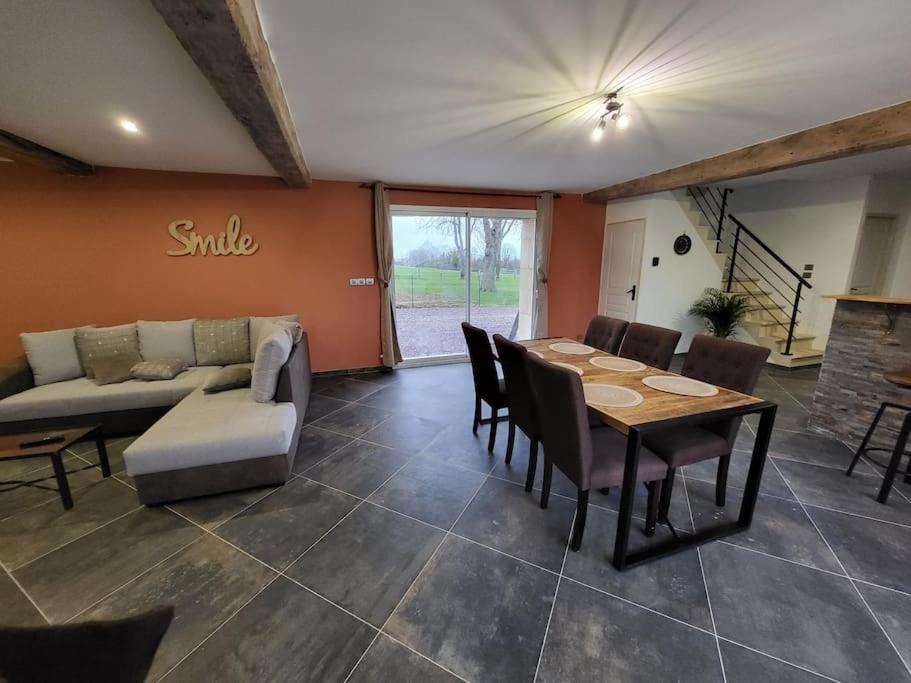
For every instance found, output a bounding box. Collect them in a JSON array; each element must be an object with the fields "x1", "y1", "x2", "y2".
[{"x1": 391, "y1": 206, "x2": 536, "y2": 364}]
